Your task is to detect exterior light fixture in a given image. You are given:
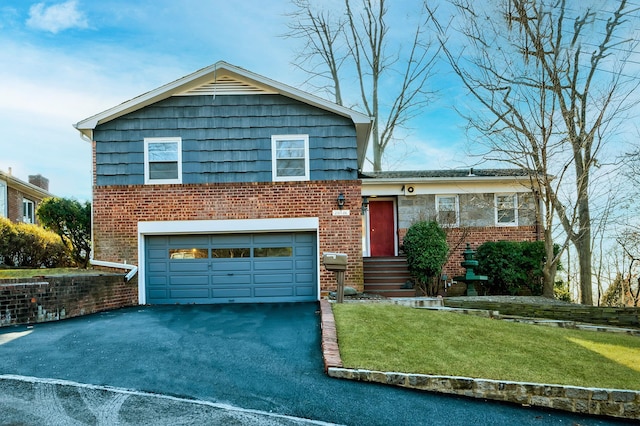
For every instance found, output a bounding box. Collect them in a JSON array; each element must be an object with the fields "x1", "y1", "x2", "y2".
[
  {"x1": 361, "y1": 196, "x2": 369, "y2": 213},
  {"x1": 337, "y1": 192, "x2": 346, "y2": 209}
]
